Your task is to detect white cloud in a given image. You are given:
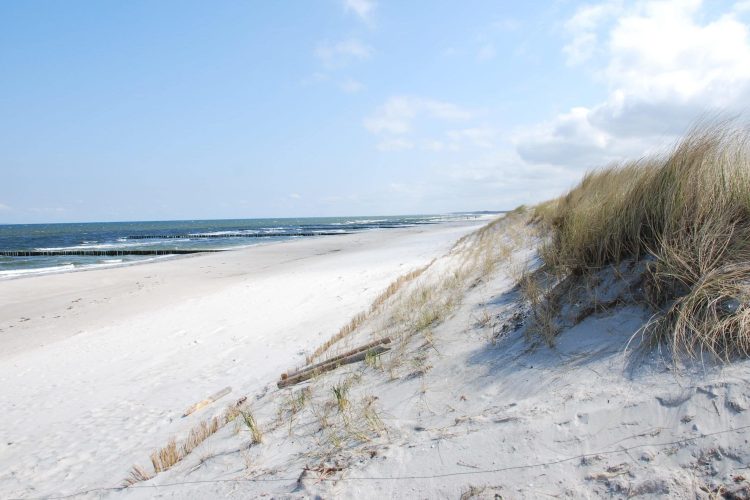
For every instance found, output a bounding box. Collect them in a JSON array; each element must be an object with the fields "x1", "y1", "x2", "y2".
[
  {"x1": 289, "y1": 193, "x2": 301, "y2": 200},
  {"x1": 376, "y1": 138, "x2": 414, "y2": 151},
  {"x1": 514, "y1": 107, "x2": 655, "y2": 168},
  {"x1": 339, "y1": 78, "x2": 365, "y2": 93},
  {"x1": 0, "y1": 203, "x2": 10, "y2": 211},
  {"x1": 343, "y1": 0, "x2": 376, "y2": 22},
  {"x1": 563, "y1": 1, "x2": 623, "y2": 65},
  {"x1": 364, "y1": 96, "x2": 475, "y2": 135},
  {"x1": 447, "y1": 127, "x2": 499, "y2": 149},
  {"x1": 519, "y1": 0, "x2": 750, "y2": 169},
  {"x1": 411, "y1": 150, "x2": 586, "y2": 211},
  {"x1": 301, "y1": 73, "x2": 365, "y2": 94},
  {"x1": 492, "y1": 18, "x2": 521, "y2": 32},
  {"x1": 477, "y1": 43, "x2": 496, "y2": 61},
  {"x1": 363, "y1": 98, "x2": 498, "y2": 154},
  {"x1": 300, "y1": 72, "x2": 329, "y2": 86},
  {"x1": 422, "y1": 140, "x2": 459, "y2": 152},
  {"x1": 315, "y1": 39, "x2": 372, "y2": 67},
  {"x1": 29, "y1": 207, "x2": 67, "y2": 214}
]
